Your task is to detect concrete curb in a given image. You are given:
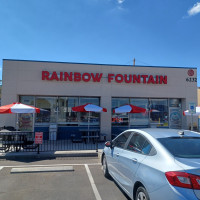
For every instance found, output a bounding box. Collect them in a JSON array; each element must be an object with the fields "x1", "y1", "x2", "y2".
[
  {"x1": 0, "y1": 150, "x2": 102, "y2": 159},
  {"x1": 11, "y1": 166, "x2": 74, "y2": 173}
]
